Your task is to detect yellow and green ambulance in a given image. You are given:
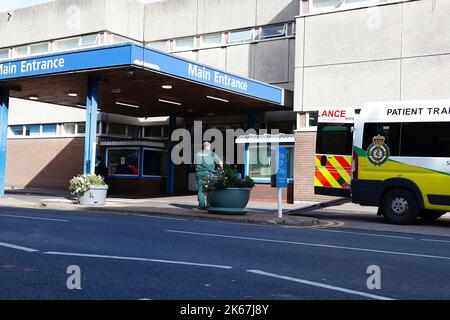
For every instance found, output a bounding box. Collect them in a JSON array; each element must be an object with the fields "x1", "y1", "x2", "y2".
[{"x1": 351, "y1": 100, "x2": 450, "y2": 224}]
